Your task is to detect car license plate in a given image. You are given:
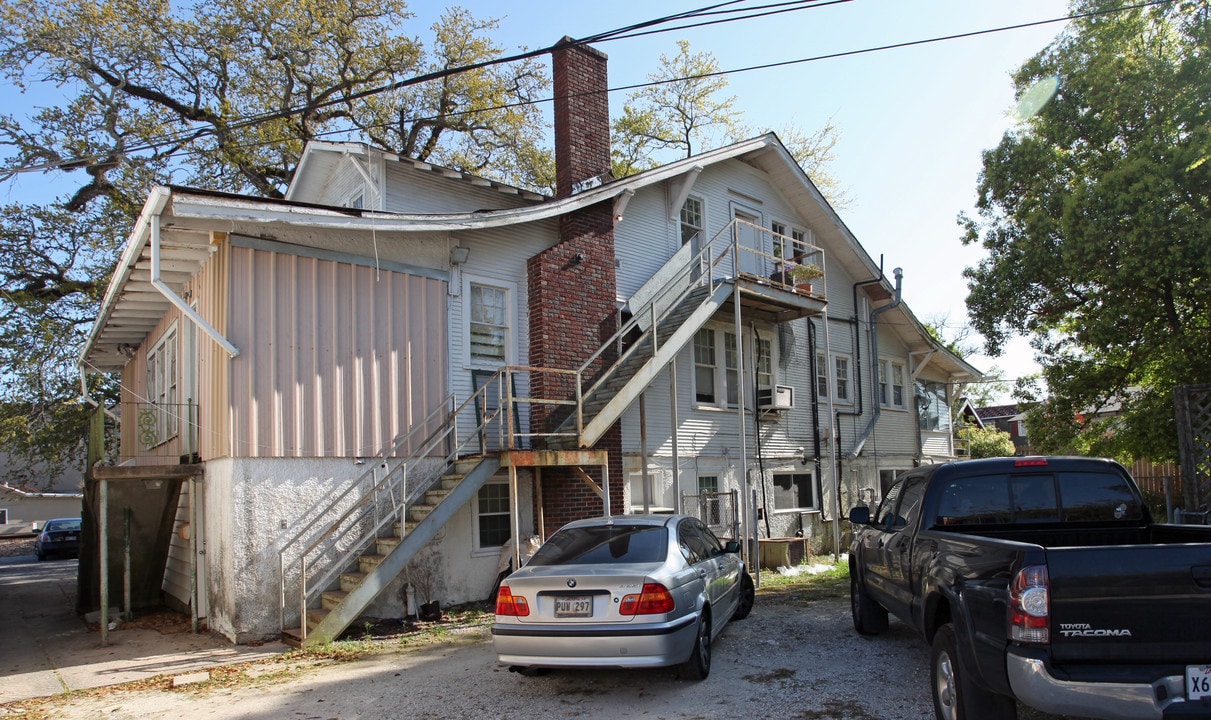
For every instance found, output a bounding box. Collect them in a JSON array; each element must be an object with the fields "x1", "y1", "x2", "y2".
[
  {"x1": 554, "y1": 595, "x2": 592, "y2": 618},
  {"x1": 1188, "y1": 665, "x2": 1211, "y2": 700},
  {"x1": 64, "y1": 535, "x2": 77, "y2": 541}
]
